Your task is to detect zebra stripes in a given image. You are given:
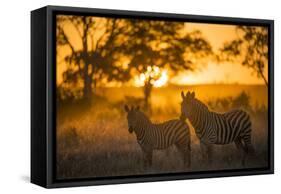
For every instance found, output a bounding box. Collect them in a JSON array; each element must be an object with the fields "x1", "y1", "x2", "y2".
[
  {"x1": 124, "y1": 105, "x2": 191, "y2": 167},
  {"x1": 180, "y1": 91, "x2": 255, "y2": 165}
]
